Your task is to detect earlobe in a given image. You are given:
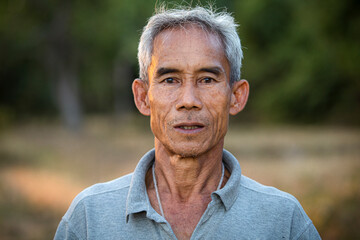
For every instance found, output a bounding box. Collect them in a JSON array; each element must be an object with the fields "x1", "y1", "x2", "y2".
[
  {"x1": 132, "y1": 78, "x2": 151, "y2": 116},
  {"x1": 229, "y1": 79, "x2": 249, "y2": 115}
]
